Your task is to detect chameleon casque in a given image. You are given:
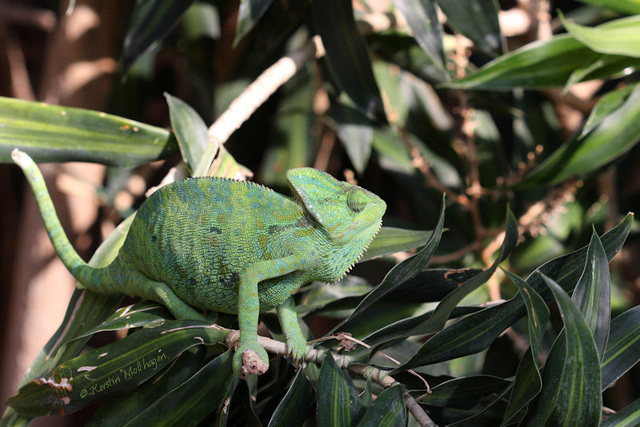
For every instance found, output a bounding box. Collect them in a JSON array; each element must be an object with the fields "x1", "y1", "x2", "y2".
[{"x1": 12, "y1": 149, "x2": 386, "y2": 377}]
